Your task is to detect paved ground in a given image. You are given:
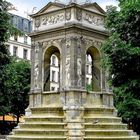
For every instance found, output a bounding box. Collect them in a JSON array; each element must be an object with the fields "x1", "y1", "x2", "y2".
[{"x1": 0, "y1": 135, "x2": 6, "y2": 140}]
